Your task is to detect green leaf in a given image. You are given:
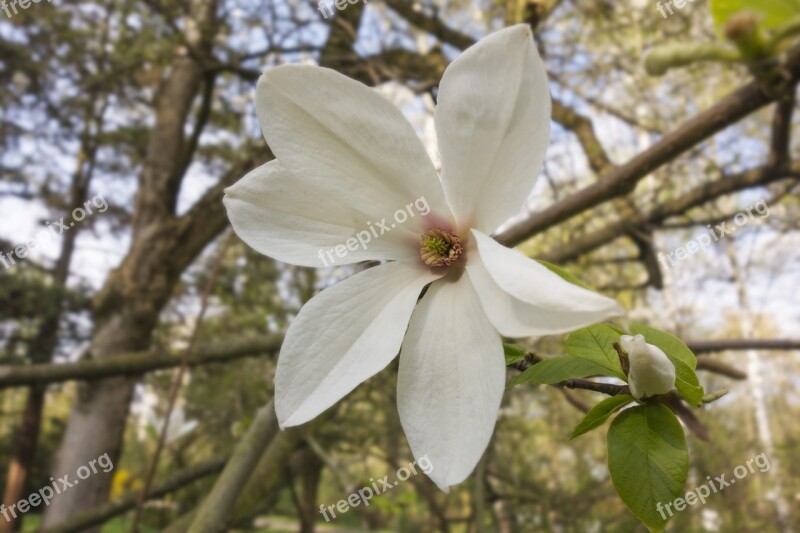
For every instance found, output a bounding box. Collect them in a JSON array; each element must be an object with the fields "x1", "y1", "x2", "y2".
[
  {"x1": 503, "y1": 343, "x2": 526, "y2": 365},
  {"x1": 710, "y1": 0, "x2": 800, "y2": 32},
  {"x1": 145, "y1": 425, "x2": 159, "y2": 441},
  {"x1": 671, "y1": 358, "x2": 705, "y2": 406},
  {"x1": 608, "y1": 404, "x2": 689, "y2": 532},
  {"x1": 509, "y1": 356, "x2": 609, "y2": 387},
  {"x1": 566, "y1": 324, "x2": 627, "y2": 379},
  {"x1": 536, "y1": 260, "x2": 592, "y2": 290},
  {"x1": 569, "y1": 394, "x2": 635, "y2": 440},
  {"x1": 630, "y1": 324, "x2": 704, "y2": 405}
]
